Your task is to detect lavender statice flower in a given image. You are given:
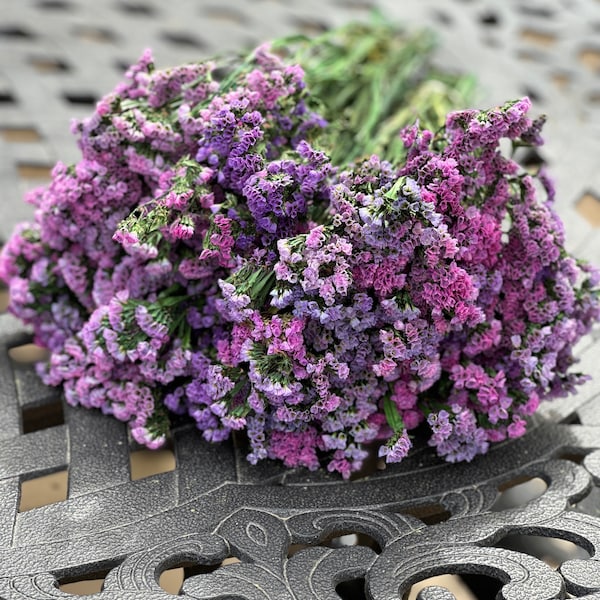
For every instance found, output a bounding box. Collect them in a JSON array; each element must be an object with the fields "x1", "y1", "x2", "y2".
[{"x1": 378, "y1": 430, "x2": 412, "y2": 463}]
